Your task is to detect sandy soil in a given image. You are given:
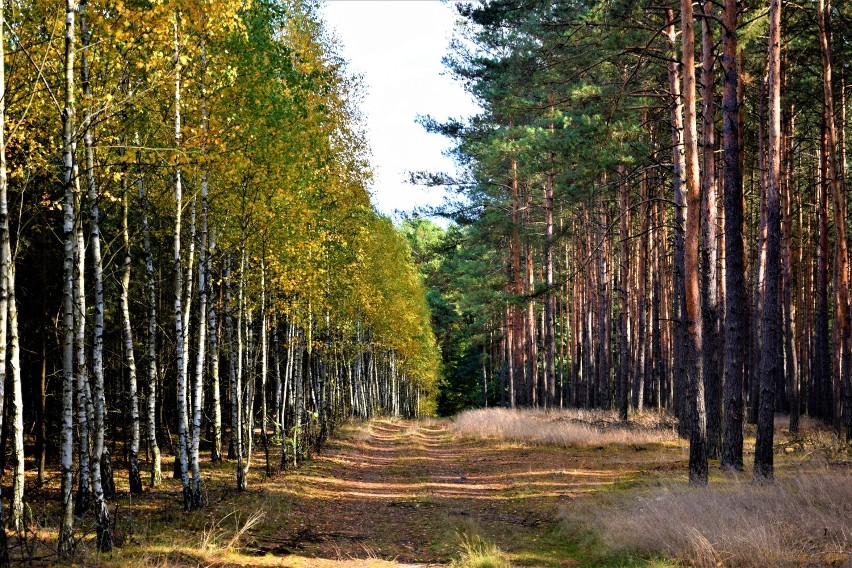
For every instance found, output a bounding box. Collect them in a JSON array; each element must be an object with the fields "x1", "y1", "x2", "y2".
[{"x1": 245, "y1": 417, "x2": 680, "y2": 567}]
